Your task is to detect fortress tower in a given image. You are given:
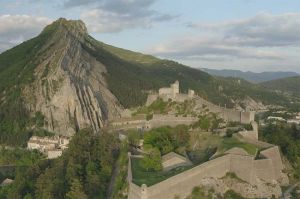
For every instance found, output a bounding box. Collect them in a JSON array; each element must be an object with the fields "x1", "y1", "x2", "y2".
[
  {"x1": 170, "y1": 80, "x2": 179, "y2": 98},
  {"x1": 158, "y1": 80, "x2": 180, "y2": 99}
]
